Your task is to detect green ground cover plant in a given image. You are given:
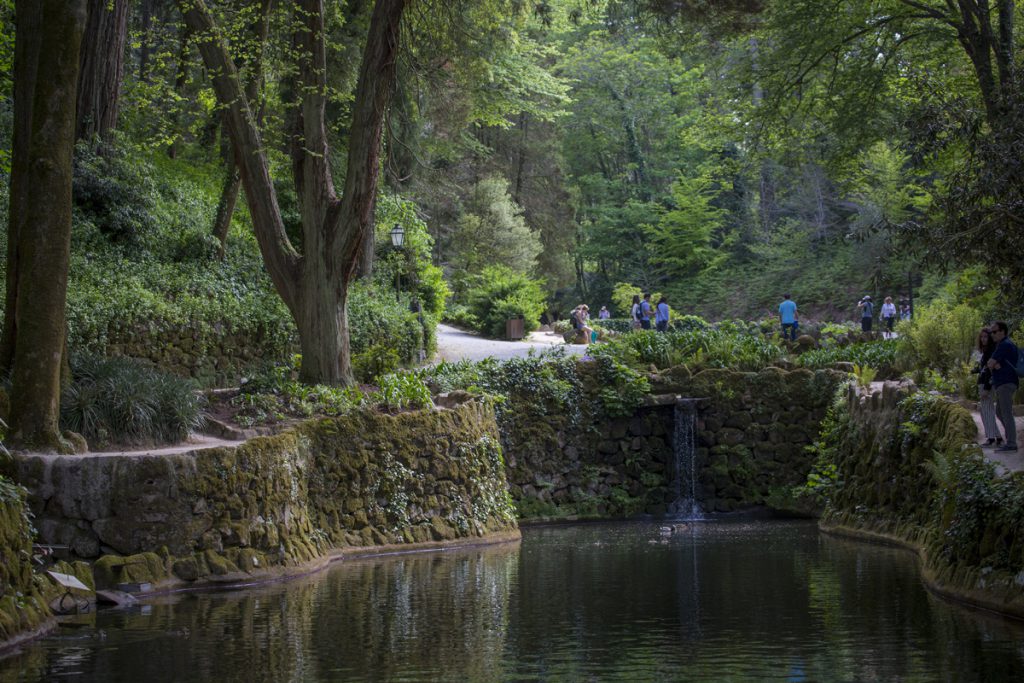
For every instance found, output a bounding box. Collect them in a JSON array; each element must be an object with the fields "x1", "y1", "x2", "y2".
[
  {"x1": 797, "y1": 340, "x2": 900, "y2": 371},
  {"x1": 60, "y1": 356, "x2": 205, "y2": 448}
]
